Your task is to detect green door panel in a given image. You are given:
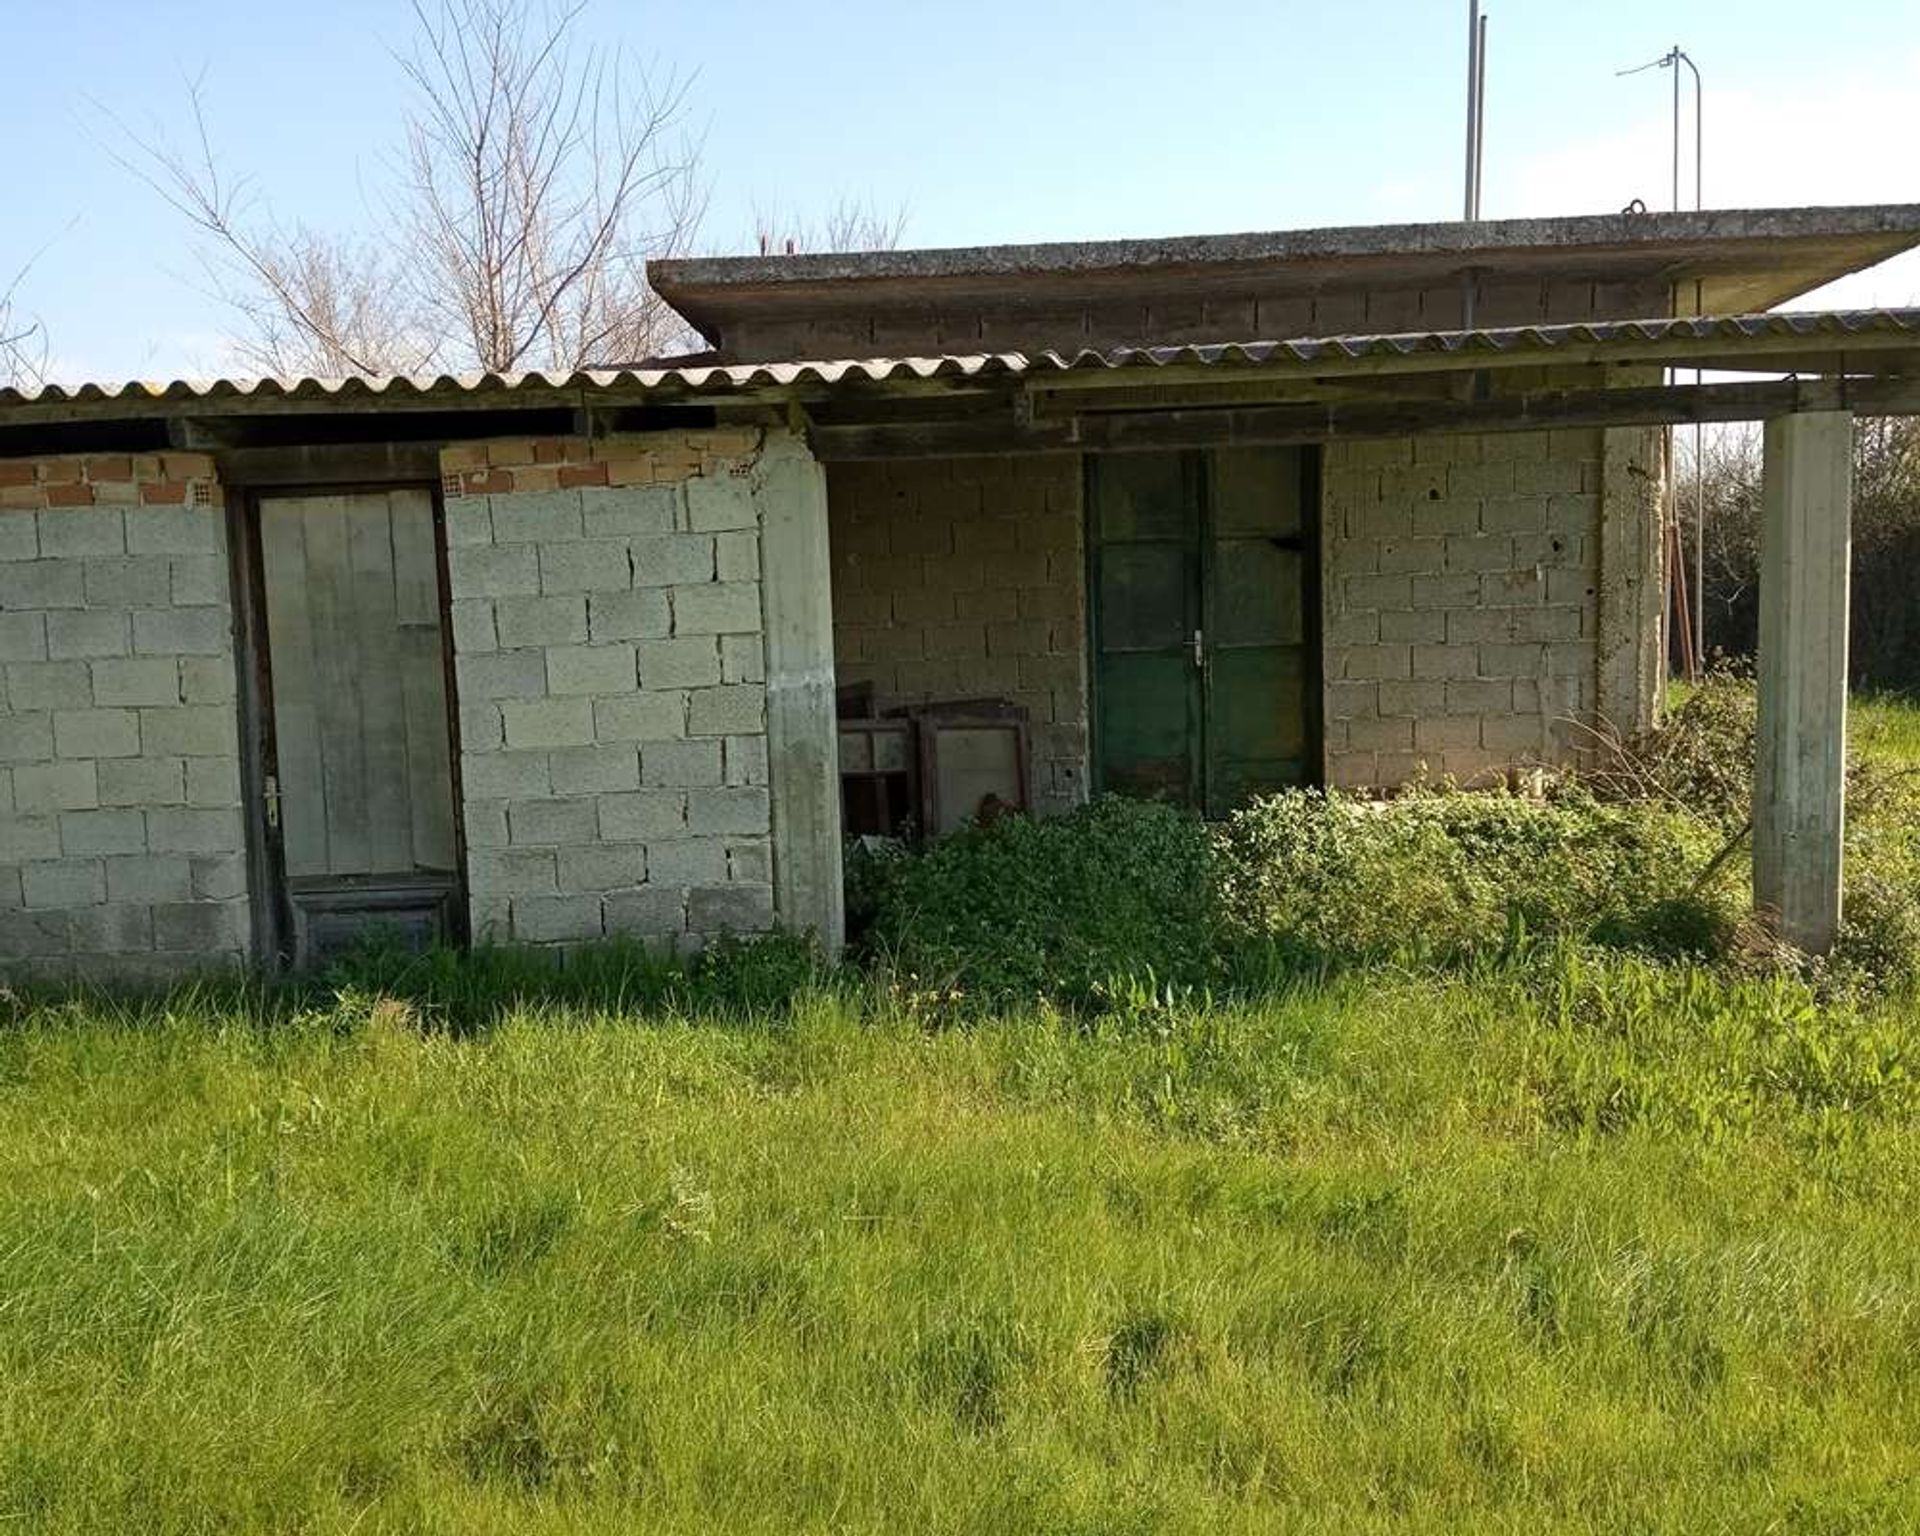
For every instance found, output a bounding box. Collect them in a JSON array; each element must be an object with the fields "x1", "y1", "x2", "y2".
[{"x1": 1089, "y1": 448, "x2": 1315, "y2": 813}]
